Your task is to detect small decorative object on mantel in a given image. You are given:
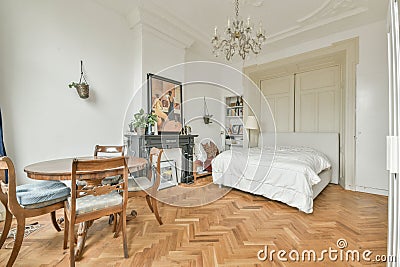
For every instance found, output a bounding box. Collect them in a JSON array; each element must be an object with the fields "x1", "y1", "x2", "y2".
[
  {"x1": 68, "y1": 60, "x2": 89, "y2": 99},
  {"x1": 180, "y1": 119, "x2": 192, "y2": 135},
  {"x1": 185, "y1": 125, "x2": 192, "y2": 135},
  {"x1": 147, "y1": 112, "x2": 158, "y2": 135},
  {"x1": 203, "y1": 97, "x2": 213, "y2": 124}
]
